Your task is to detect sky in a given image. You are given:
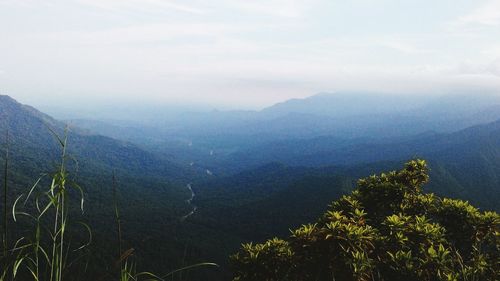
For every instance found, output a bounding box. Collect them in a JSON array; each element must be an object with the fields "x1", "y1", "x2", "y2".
[{"x1": 1, "y1": 0, "x2": 500, "y2": 109}]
